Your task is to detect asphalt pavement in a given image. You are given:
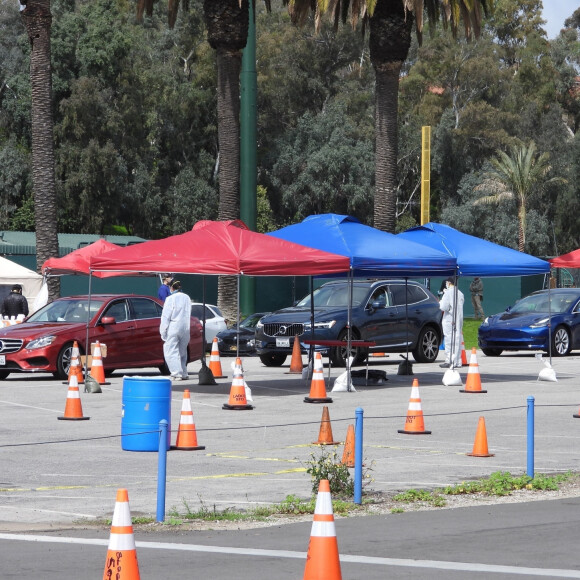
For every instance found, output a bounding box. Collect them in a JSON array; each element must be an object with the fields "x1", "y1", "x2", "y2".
[{"x1": 1, "y1": 349, "x2": 580, "y2": 578}]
